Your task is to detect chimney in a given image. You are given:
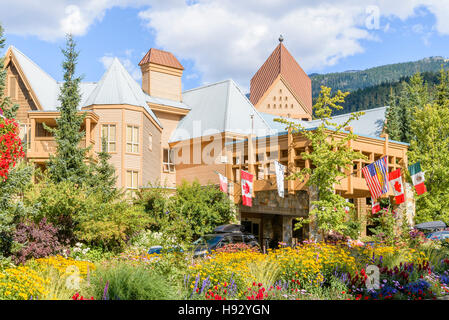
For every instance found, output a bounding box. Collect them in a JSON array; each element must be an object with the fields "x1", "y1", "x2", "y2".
[{"x1": 139, "y1": 48, "x2": 184, "y2": 101}]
